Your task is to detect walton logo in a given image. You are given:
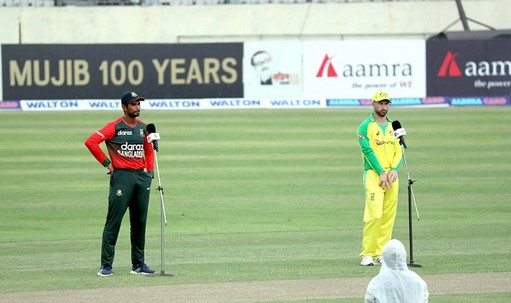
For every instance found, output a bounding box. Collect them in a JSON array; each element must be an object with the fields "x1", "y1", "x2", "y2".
[
  {"x1": 316, "y1": 55, "x2": 338, "y2": 77},
  {"x1": 437, "y1": 51, "x2": 462, "y2": 77}
]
